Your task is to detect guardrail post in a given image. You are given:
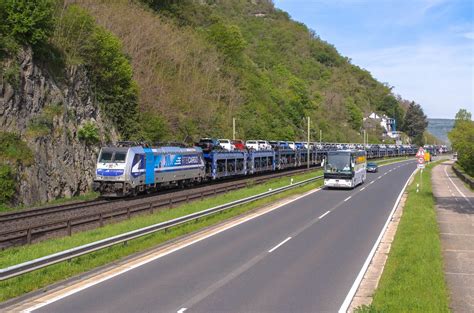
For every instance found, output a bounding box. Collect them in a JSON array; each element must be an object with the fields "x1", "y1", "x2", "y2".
[
  {"x1": 200, "y1": 192, "x2": 203, "y2": 201},
  {"x1": 169, "y1": 199, "x2": 173, "y2": 209},
  {"x1": 127, "y1": 208, "x2": 131, "y2": 219},
  {"x1": 67, "y1": 220, "x2": 72, "y2": 236},
  {"x1": 149, "y1": 203, "x2": 154, "y2": 214},
  {"x1": 99, "y1": 214, "x2": 103, "y2": 227},
  {"x1": 186, "y1": 195, "x2": 189, "y2": 203},
  {"x1": 26, "y1": 228, "x2": 32, "y2": 244}
]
